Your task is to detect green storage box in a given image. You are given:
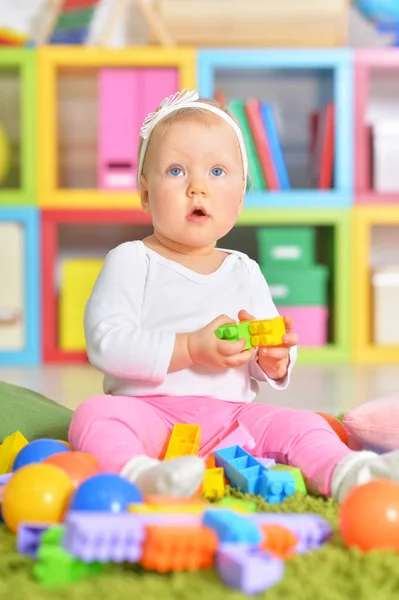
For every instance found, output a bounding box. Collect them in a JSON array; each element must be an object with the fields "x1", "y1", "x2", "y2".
[
  {"x1": 261, "y1": 265, "x2": 329, "y2": 306},
  {"x1": 257, "y1": 227, "x2": 316, "y2": 268}
]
